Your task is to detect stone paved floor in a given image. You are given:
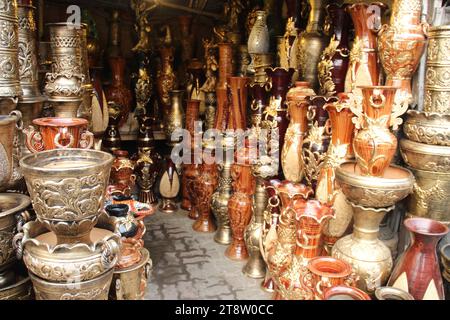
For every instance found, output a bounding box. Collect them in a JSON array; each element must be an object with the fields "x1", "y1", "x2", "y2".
[{"x1": 142, "y1": 207, "x2": 272, "y2": 300}]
